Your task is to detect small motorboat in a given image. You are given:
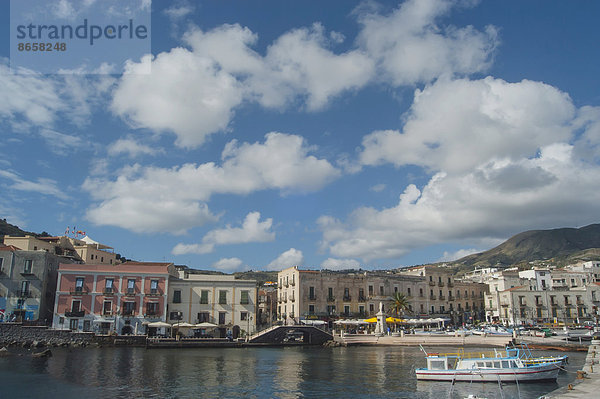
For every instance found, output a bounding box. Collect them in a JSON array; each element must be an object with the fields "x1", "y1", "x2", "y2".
[{"x1": 415, "y1": 346, "x2": 560, "y2": 382}]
